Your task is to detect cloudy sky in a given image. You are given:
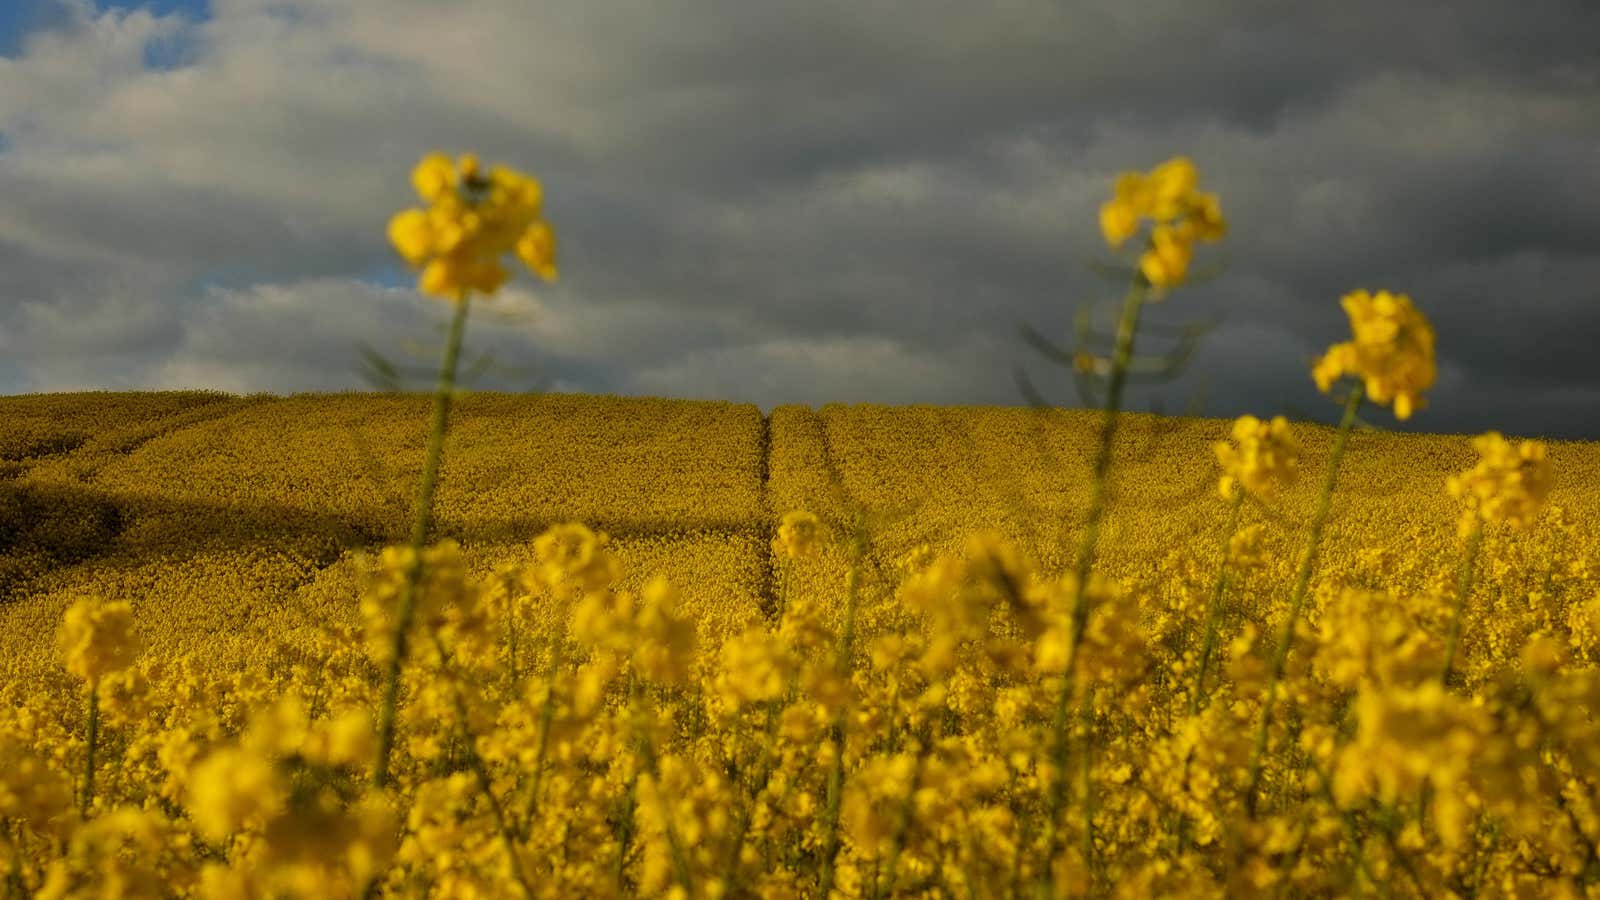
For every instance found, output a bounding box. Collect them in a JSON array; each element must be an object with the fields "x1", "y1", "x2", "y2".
[{"x1": 1, "y1": 0, "x2": 1597, "y2": 439}]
